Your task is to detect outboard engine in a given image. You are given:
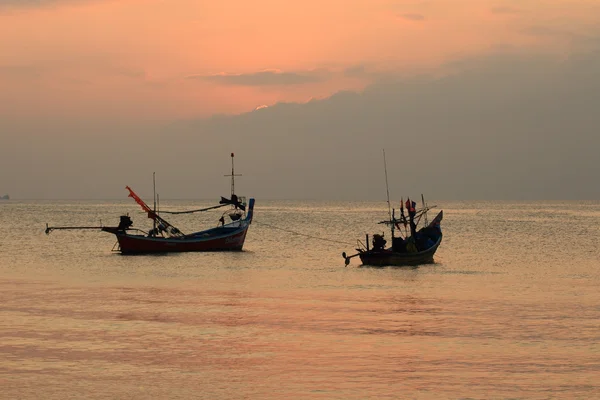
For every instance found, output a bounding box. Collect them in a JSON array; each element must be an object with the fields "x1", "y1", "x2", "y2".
[
  {"x1": 117, "y1": 215, "x2": 133, "y2": 232},
  {"x1": 229, "y1": 210, "x2": 243, "y2": 221}
]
